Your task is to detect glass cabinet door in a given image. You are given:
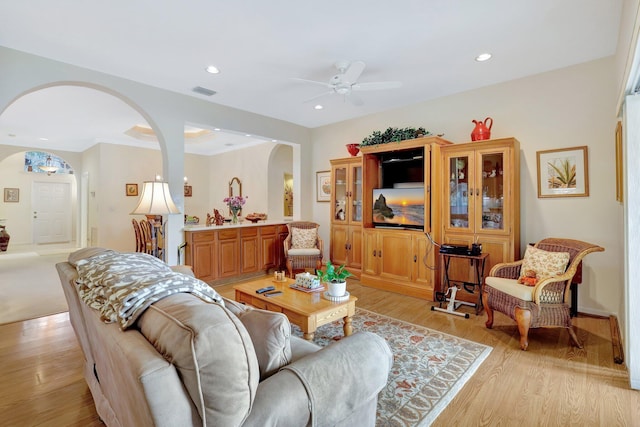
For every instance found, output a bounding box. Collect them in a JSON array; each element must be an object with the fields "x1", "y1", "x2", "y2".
[
  {"x1": 479, "y1": 151, "x2": 504, "y2": 231},
  {"x1": 447, "y1": 154, "x2": 471, "y2": 229},
  {"x1": 333, "y1": 166, "x2": 347, "y2": 223},
  {"x1": 351, "y1": 164, "x2": 362, "y2": 223}
]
